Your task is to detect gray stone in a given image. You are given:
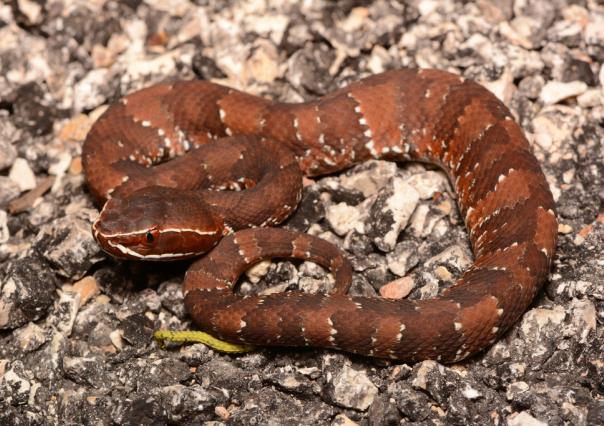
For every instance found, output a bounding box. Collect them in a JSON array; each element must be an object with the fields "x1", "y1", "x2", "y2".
[
  {"x1": 368, "y1": 177, "x2": 420, "y2": 252},
  {"x1": 325, "y1": 363, "x2": 378, "y2": 411},
  {"x1": 0, "y1": 118, "x2": 18, "y2": 171},
  {"x1": 386, "y1": 240, "x2": 420, "y2": 277},
  {"x1": 8, "y1": 158, "x2": 36, "y2": 192},
  {"x1": 0, "y1": 177, "x2": 21, "y2": 210},
  {"x1": 0, "y1": 256, "x2": 57, "y2": 330},
  {"x1": 33, "y1": 210, "x2": 104, "y2": 279},
  {"x1": 540, "y1": 80, "x2": 588, "y2": 105}
]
